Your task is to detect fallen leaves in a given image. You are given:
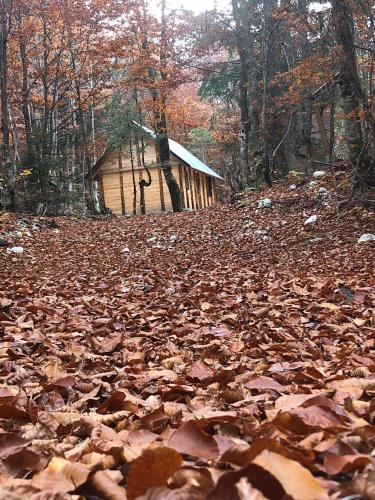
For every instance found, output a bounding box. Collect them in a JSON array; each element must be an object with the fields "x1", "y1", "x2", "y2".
[
  {"x1": 127, "y1": 447, "x2": 182, "y2": 500},
  {"x1": 0, "y1": 172, "x2": 374, "y2": 498},
  {"x1": 168, "y1": 421, "x2": 219, "y2": 459}
]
